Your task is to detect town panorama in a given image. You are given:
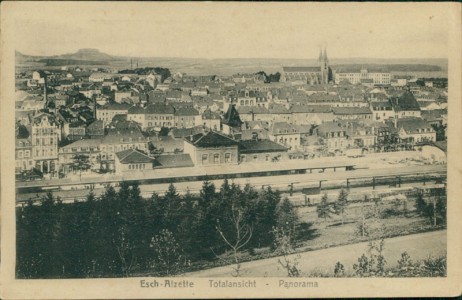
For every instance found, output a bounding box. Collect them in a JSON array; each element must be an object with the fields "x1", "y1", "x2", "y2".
[{"x1": 15, "y1": 48, "x2": 447, "y2": 278}]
